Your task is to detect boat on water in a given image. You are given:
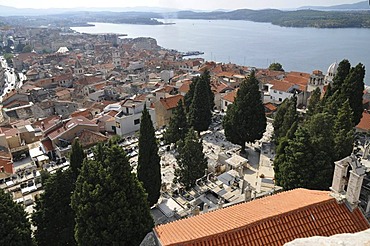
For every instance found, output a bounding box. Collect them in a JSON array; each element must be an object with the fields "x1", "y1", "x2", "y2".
[{"x1": 181, "y1": 51, "x2": 205, "y2": 57}]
